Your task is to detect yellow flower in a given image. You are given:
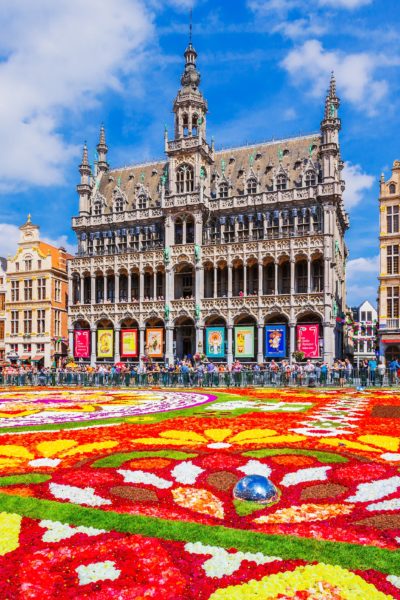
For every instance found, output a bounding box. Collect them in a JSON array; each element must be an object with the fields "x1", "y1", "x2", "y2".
[
  {"x1": 0, "y1": 439, "x2": 119, "y2": 470},
  {"x1": 0, "y1": 512, "x2": 22, "y2": 556},
  {"x1": 130, "y1": 428, "x2": 305, "y2": 448},
  {"x1": 319, "y1": 434, "x2": 400, "y2": 454},
  {"x1": 209, "y1": 563, "x2": 394, "y2": 599}
]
